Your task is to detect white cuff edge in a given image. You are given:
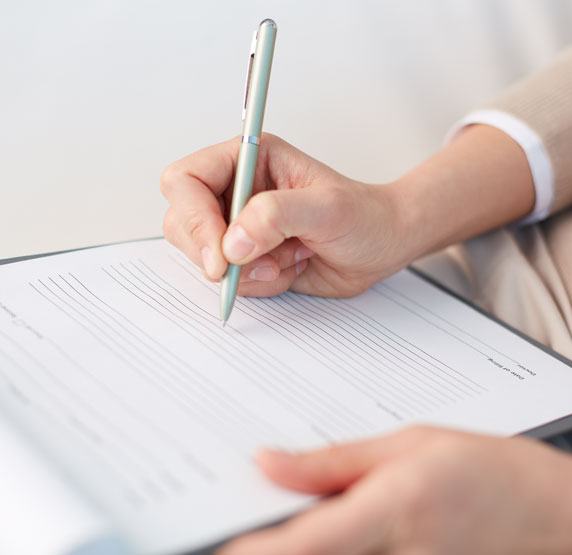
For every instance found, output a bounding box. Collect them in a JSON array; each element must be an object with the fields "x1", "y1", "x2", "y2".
[{"x1": 445, "y1": 109, "x2": 555, "y2": 226}]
